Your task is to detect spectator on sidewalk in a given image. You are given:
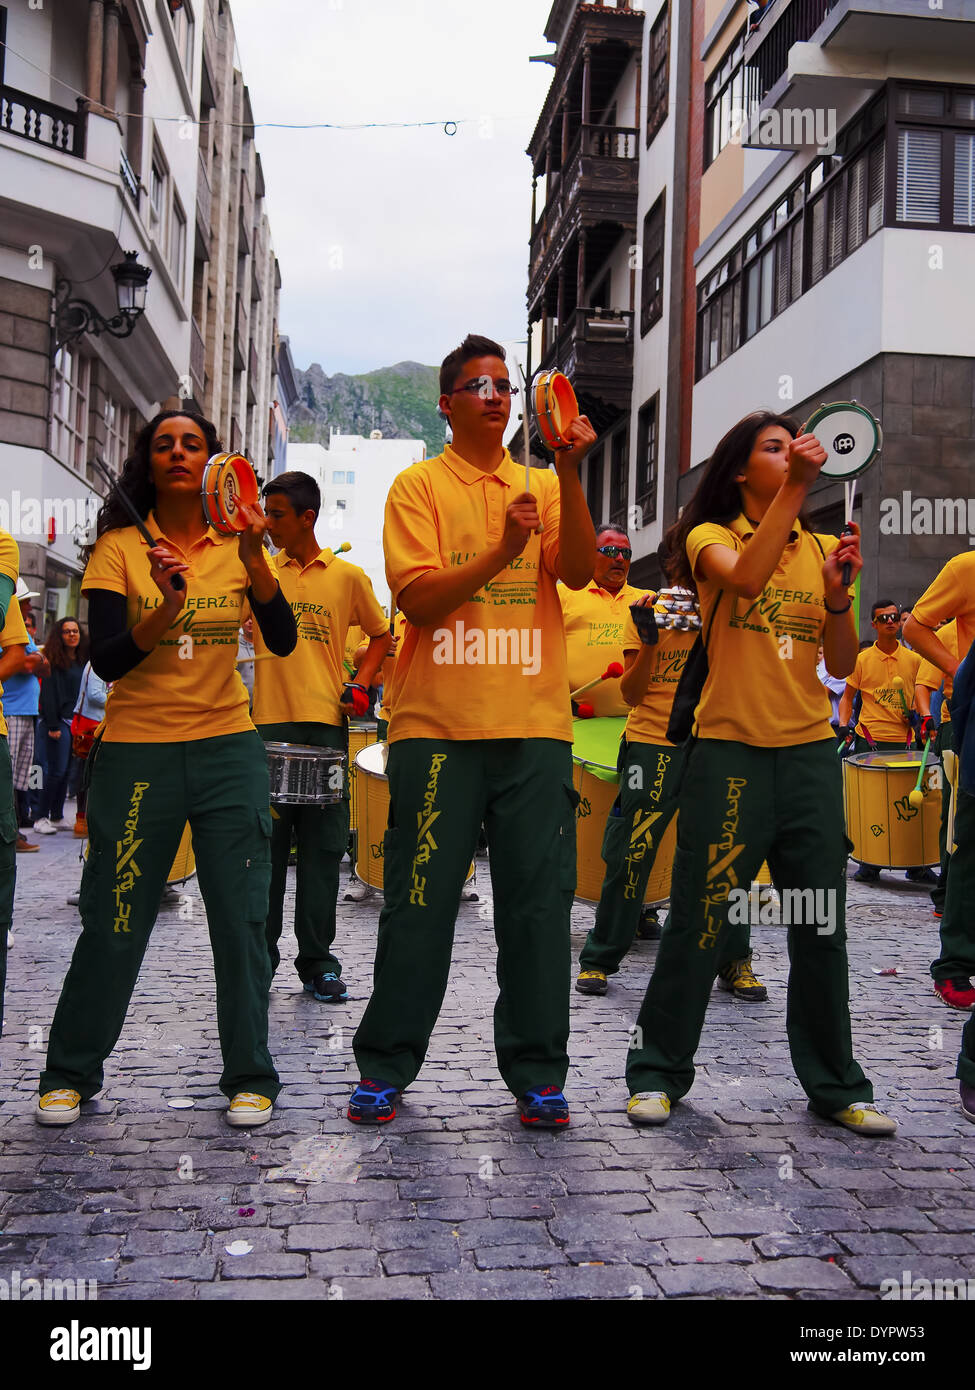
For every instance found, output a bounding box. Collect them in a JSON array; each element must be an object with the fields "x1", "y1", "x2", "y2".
[
  {"x1": 33, "y1": 618, "x2": 88, "y2": 835},
  {"x1": 2, "y1": 581, "x2": 46, "y2": 851}
]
